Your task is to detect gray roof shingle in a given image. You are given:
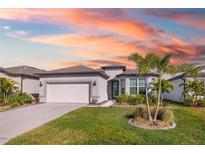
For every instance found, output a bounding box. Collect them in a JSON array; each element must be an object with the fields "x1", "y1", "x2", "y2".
[
  {"x1": 1, "y1": 65, "x2": 46, "y2": 78},
  {"x1": 101, "y1": 65, "x2": 126, "y2": 71},
  {"x1": 38, "y1": 65, "x2": 109, "y2": 79},
  {"x1": 116, "y1": 69, "x2": 159, "y2": 77},
  {"x1": 169, "y1": 65, "x2": 205, "y2": 81}
]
